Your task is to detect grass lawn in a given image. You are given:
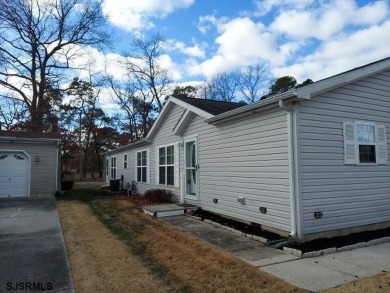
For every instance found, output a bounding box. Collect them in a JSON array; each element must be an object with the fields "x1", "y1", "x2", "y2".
[{"x1": 57, "y1": 189, "x2": 390, "y2": 292}]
